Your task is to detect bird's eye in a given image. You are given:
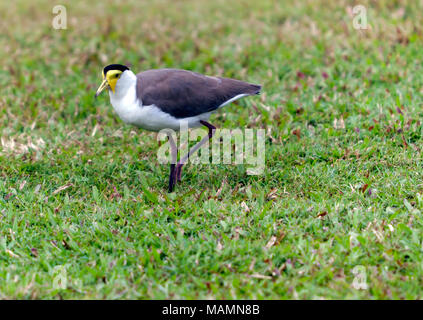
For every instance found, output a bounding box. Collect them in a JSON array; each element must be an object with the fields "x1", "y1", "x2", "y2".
[{"x1": 116, "y1": 74, "x2": 120, "y2": 78}]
